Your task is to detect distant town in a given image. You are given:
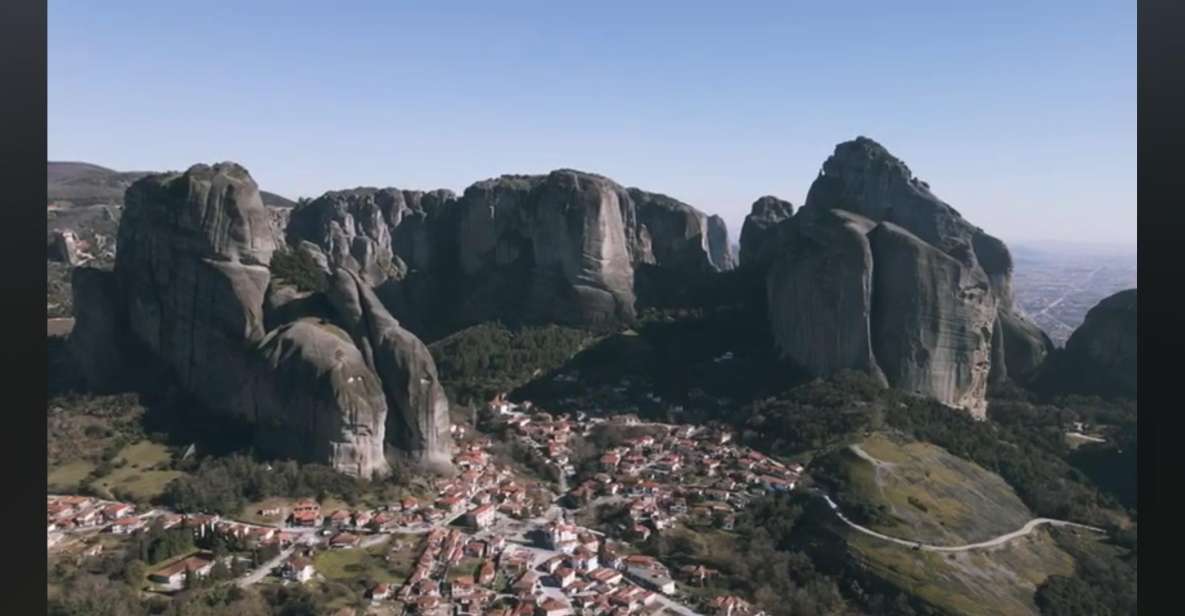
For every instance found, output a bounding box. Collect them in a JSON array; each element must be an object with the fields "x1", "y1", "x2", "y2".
[{"x1": 48, "y1": 396, "x2": 808, "y2": 616}]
